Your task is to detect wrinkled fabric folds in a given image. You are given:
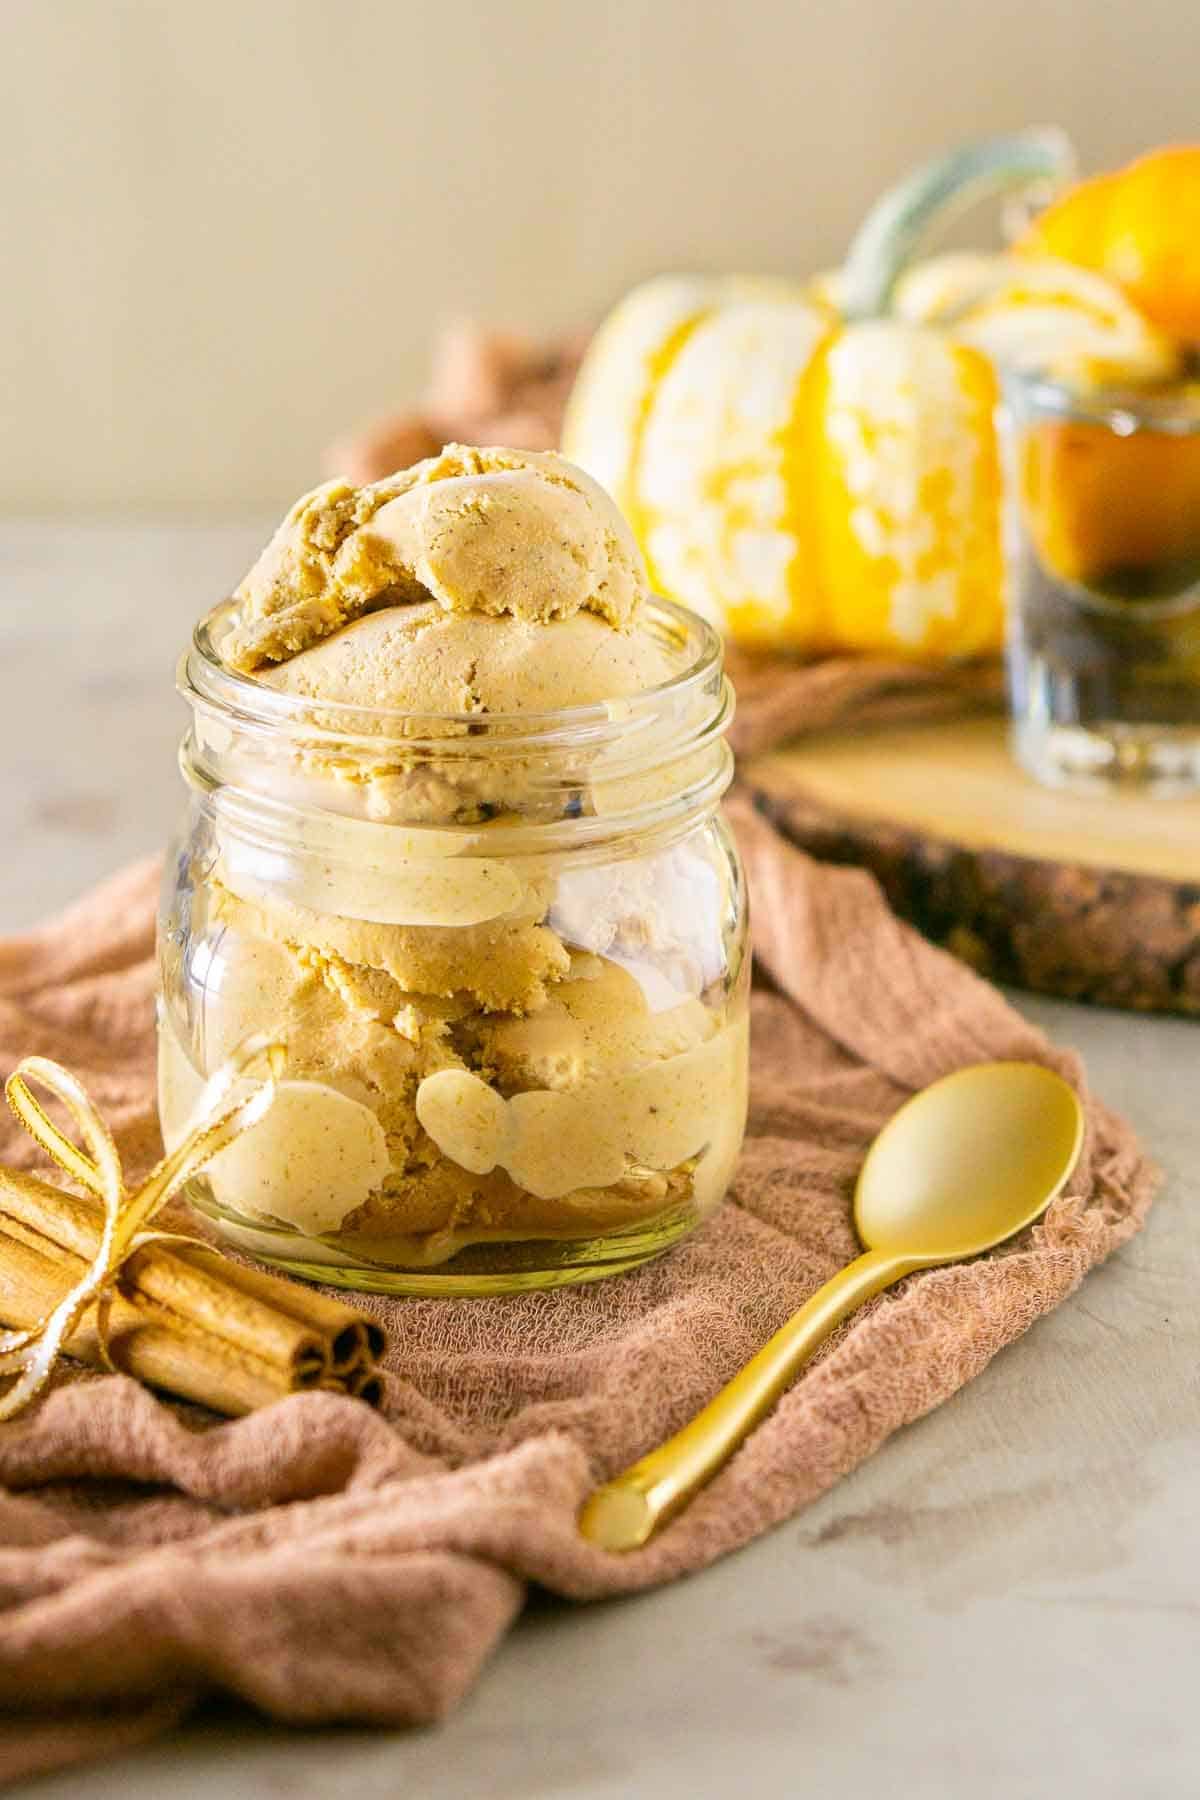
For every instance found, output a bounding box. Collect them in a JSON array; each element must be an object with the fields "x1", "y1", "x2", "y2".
[{"x1": 0, "y1": 799, "x2": 1156, "y2": 1787}]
